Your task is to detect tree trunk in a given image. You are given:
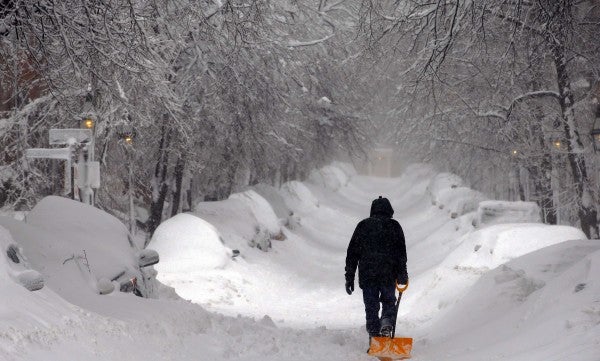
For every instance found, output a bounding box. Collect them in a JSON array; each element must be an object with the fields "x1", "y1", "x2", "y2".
[
  {"x1": 146, "y1": 123, "x2": 172, "y2": 241},
  {"x1": 529, "y1": 156, "x2": 557, "y2": 224},
  {"x1": 552, "y1": 43, "x2": 599, "y2": 238},
  {"x1": 529, "y1": 116, "x2": 557, "y2": 224},
  {"x1": 171, "y1": 156, "x2": 185, "y2": 217}
]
